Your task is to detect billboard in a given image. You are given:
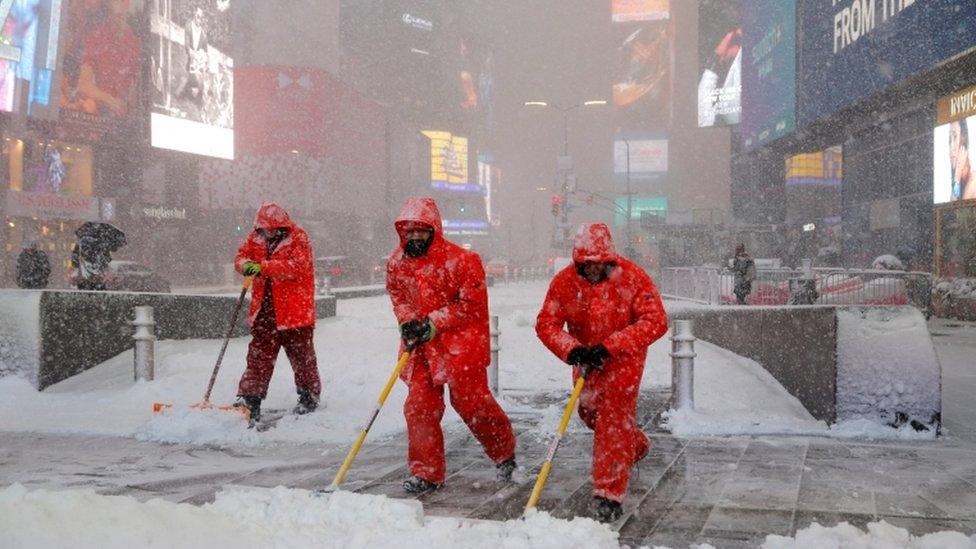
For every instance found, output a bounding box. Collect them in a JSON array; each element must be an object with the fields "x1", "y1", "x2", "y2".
[
  {"x1": 612, "y1": 0, "x2": 669, "y2": 23},
  {"x1": 785, "y1": 146, "x2": 843, "y2": 187},
  {"x1": 613, "y1": 21, "x2": 670, "y2": 131},
  {"x1": 697, "y1": 0, "x2": 741, "y2": 127},
  {"x1": 58, "y1": 0, "x2": 144, "y2": 137},
  {"x1": 0, "y1": 0, "x2": 62, "y2": 115},
  {"x1": 798, "y1": 0, "x2": 976, "y2": 126},
  {"x1": 150, "y1": 0, "x2": 234, "y2": 159},
  {"x1": 614, "y1": 136, "x2": 667, "y2": 177},
  {"x1": 422, "y1": 130, "x2": 473, "y2": 191},
  {"x1": 934, "y1": 86, "x2": 976, "y2": 204},
  {"x1": 741, "y1": 0, "x2": 795, "y2": 151}
]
